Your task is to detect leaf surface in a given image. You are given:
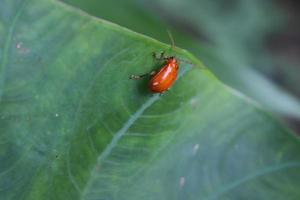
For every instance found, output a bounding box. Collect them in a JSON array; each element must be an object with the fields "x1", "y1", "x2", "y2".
[{"x1": 0, "y1": 0, "x2": 300, "y2": 199}]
